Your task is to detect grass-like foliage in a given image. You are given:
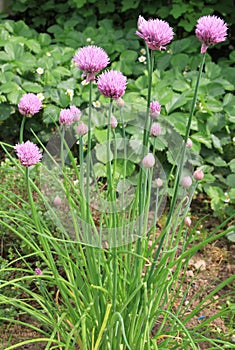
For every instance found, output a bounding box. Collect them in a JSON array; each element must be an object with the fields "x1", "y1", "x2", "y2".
[{"x1": 0, "y1": 13, "x2": 234, "y2": 350}]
